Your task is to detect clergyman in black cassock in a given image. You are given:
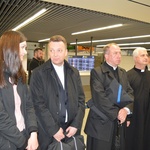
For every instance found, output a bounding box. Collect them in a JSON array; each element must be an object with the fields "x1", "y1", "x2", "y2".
[{"x1": 126, "y1": 47, "x2": 150, "y2": 150}]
